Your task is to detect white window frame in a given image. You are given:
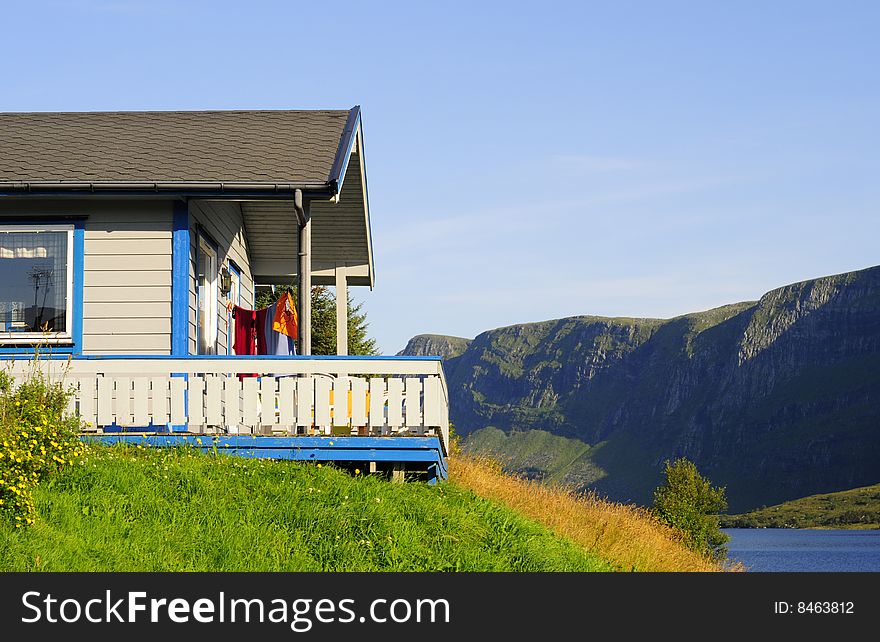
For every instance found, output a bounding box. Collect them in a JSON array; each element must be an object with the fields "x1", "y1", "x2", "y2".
[
  {"x1": 196, "y1": 233, "x2": 219, "y2": 355},
  {"x1": 226, "y1": 263, "x2": 241, "y2": 355},
  {"x1": 0, "y1": 223, "x2": 74, "y2": 345}
]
